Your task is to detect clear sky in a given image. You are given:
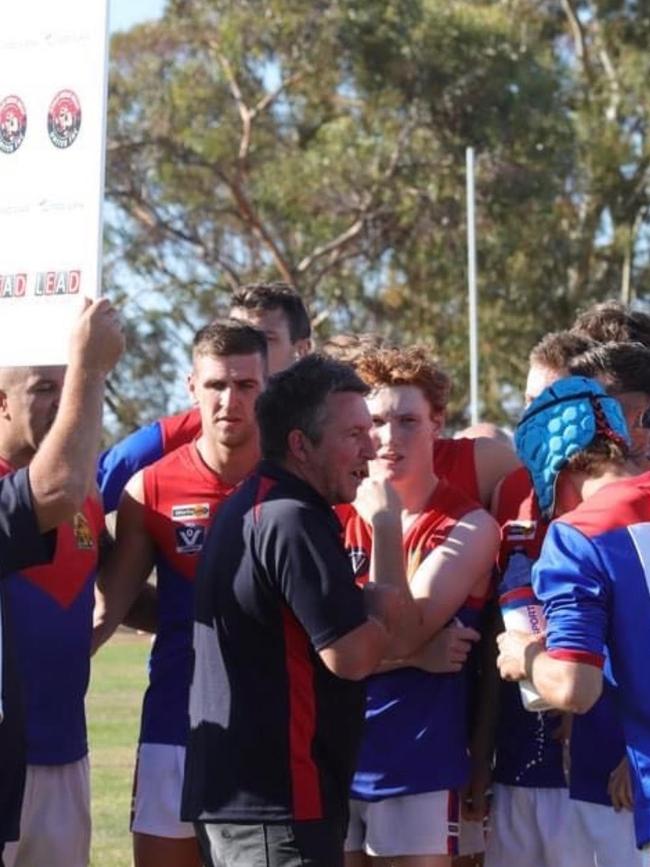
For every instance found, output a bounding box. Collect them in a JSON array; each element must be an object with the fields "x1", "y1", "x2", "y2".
[{"x1": 109, "y1": 0, "x2": 165, "y2": 33}]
